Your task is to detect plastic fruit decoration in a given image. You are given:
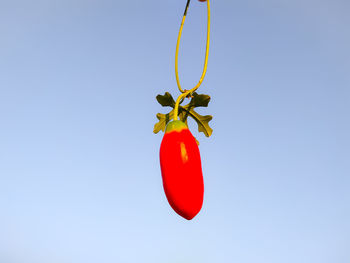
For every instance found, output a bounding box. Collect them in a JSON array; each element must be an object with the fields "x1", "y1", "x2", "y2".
[
  {"x1": 160, "y1": 120, "x2": 204, "y2": 220},
  {"x1": 153, "y1": 0, "x2": 213, "y2": 220}
]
